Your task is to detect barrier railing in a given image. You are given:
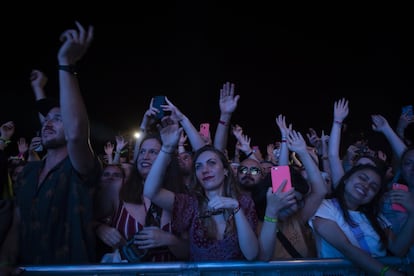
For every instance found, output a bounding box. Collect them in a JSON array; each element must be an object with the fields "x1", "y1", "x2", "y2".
[{"x1": 19, "y1": 257, "x2": 413, "y2": 275}]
